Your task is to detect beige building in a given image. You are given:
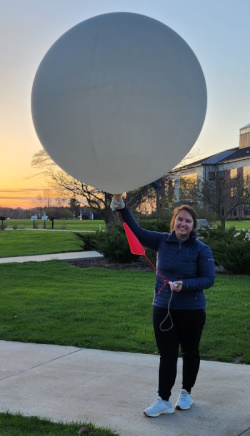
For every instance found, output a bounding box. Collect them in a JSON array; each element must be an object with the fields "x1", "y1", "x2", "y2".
[{"x1": 164, "y1": 124, "x2": 250, "y2": 219}]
